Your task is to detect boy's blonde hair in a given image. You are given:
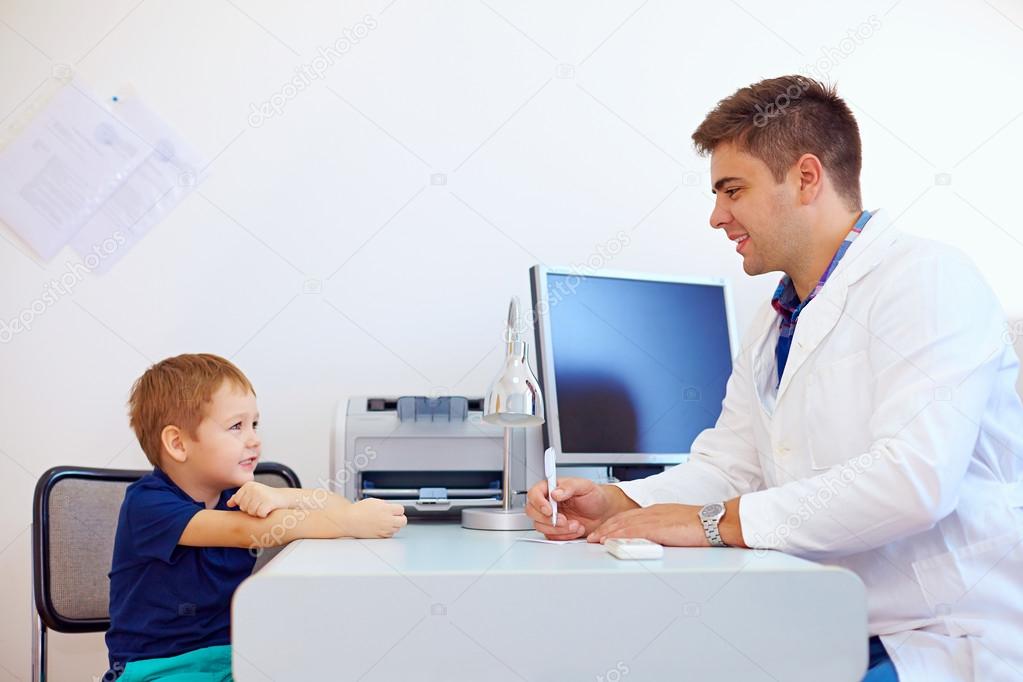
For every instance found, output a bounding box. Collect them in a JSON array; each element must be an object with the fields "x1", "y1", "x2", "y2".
[{"x1": 128, "y1": 353, "x2": 255, "y2": 467}]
